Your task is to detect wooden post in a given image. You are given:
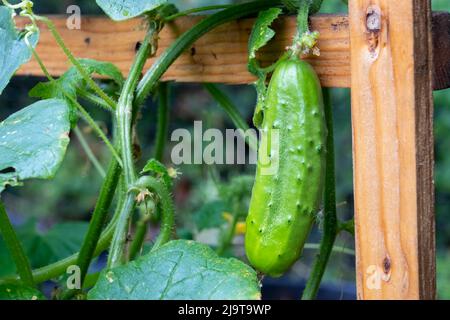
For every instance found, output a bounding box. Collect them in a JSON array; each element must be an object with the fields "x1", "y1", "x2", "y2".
[{"x1": 349, "y1": 0, "x2": 435, "y2": 299}]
